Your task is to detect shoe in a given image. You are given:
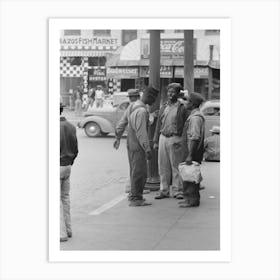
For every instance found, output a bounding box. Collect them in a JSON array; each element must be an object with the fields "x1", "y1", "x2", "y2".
[
  {"x1": 179, "y1": 202, "x2": 200, "y2": 208},
  {"x1": 129, "y1": 200, "x2": 152, "y2": 207},
  {"x1": 60, "y1": 237, "x2": 68, "y2": 242},
  {"x1": 67, "y1": 232, "x2": 72, "y2": 238},
  {"x1": 175, "y1": 194, "x2": 184, "y2": 199},
  {"x1": 199, "y1": 186, "x2": 205, "y2": 190},
  {"x1": 143, "y1": 189, "x2": 150, "y2": 194},
  {"x1": 154, "y1": 193, "x2": 169, "y2": 199},
  {"x1": 178, "y1": 200, "x2": 187, "y2": 204},
  {"x1": 128, "y1": 196, "x2": 145, "y2": 202}
]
